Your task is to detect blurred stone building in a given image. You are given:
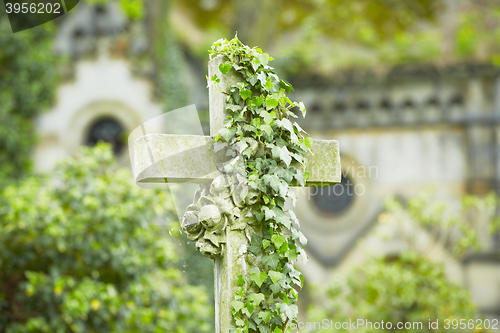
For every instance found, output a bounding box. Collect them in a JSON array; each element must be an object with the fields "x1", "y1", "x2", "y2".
[
  {"x1": 288, "y1": 65, "x2": 500, "y2": 320},
  {"x1": 34, "y1": 1, "x2": 163, "y2": 172},
  {"x1": 33, "y1": 0, "x2": 500, "y2": 322}
]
